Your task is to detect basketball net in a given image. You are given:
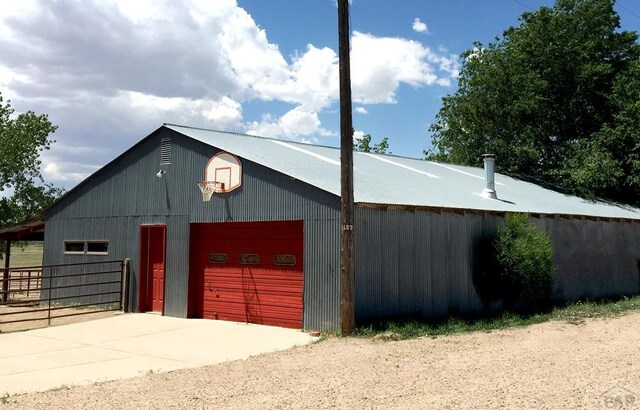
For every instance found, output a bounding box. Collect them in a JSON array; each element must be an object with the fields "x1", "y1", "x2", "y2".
[{"x1": 196, "y1": 181, "x2": 224, "y2": 202}]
